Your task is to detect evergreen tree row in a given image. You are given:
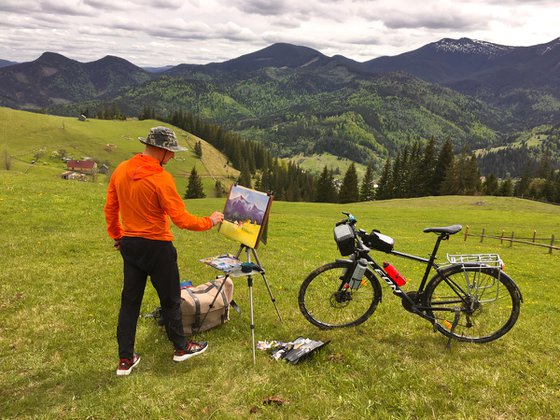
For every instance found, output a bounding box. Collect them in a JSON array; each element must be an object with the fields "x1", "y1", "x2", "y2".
[
  {"x1": 166, "y1": 109, "x2": 317, "y2": 201},
  {"x1": 376, "y1": 138, "x2": 560, "y2": 204},
  {"x1": 512, "y1": 151, "x2": 560, "y2": 203},
  {"x1": 93, "y1": 103, "x2": 126, "y2": 120},
  {"x1": 375, "y1": 138, "x2": 475, "y2": 199}
]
